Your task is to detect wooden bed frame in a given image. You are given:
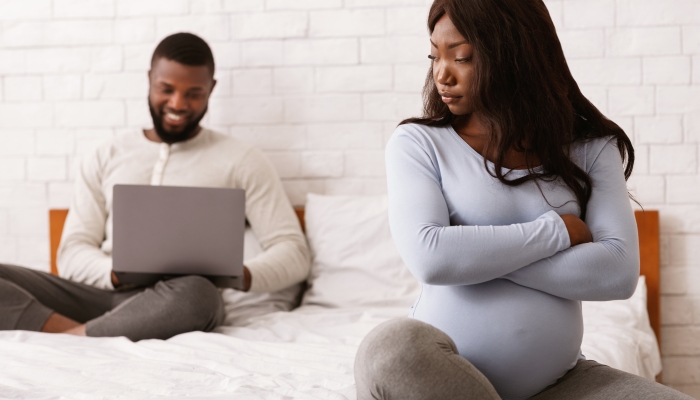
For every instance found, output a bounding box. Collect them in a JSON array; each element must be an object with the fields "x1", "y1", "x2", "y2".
[{"x1": 48, "y1": 208, "x2": 661, "y2": 348}]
